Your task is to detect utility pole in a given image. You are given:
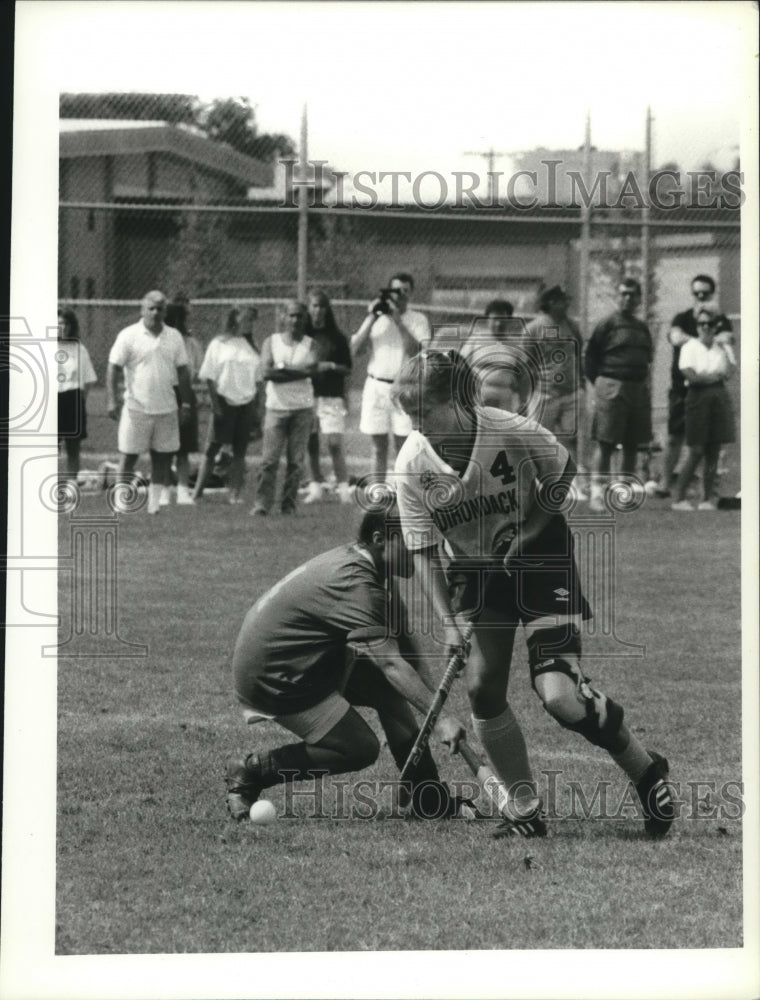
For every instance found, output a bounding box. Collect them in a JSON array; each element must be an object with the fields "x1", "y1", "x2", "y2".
[
  {"x1": 642, "y1": 106, "x2": 652, "y2": 322},
  {"x1": 297, "y1": 103, "x2": 308, "y2": 302},
  {"x1": 579, "y1": 112, "x2": 591, "y2": 337},
  {"x1": 464, "y1": 147, "x2": 510, "y2": 203}
]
